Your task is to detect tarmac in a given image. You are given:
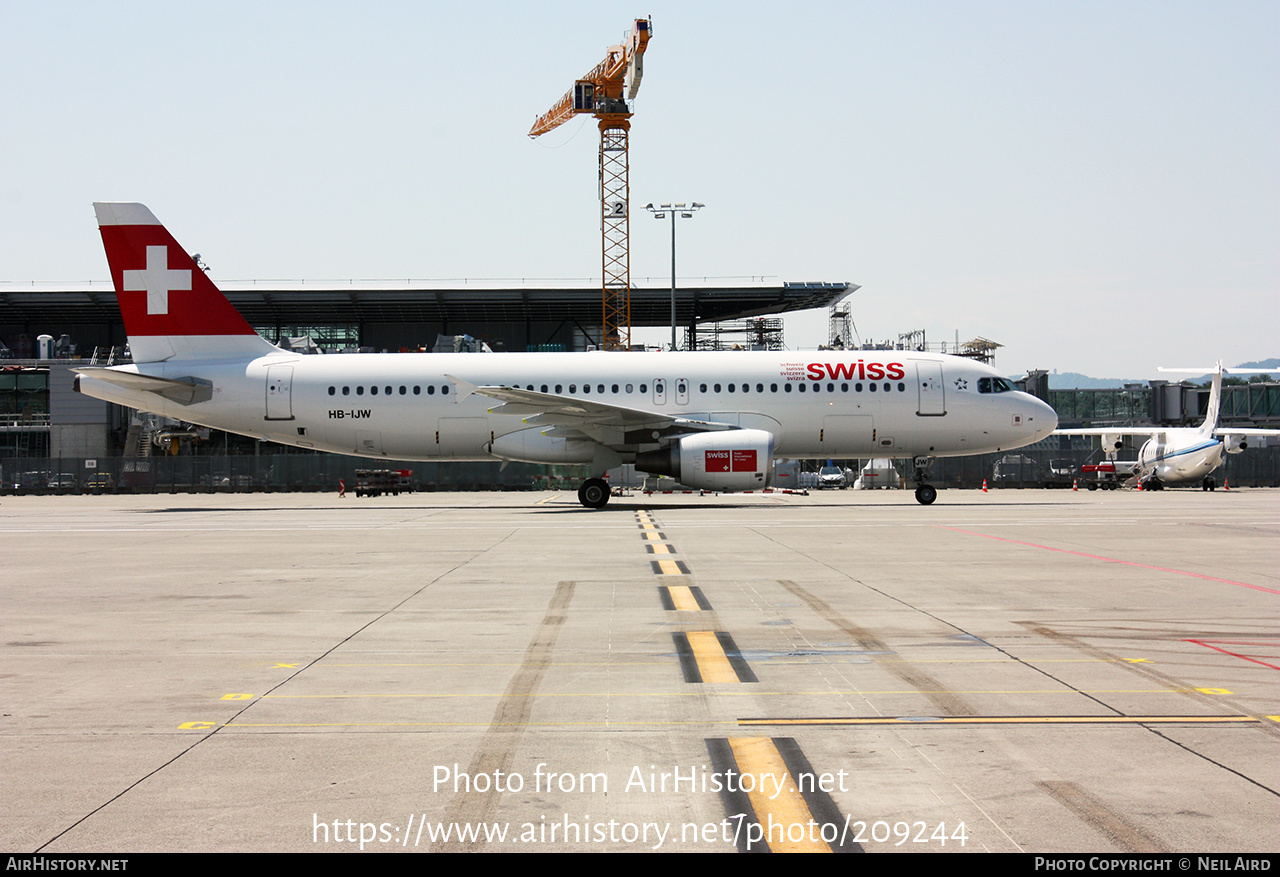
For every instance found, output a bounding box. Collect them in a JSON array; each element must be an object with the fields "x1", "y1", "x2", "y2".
[{"x1": 2, "y1": 487, "x2": 1277, "y2": 853}]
